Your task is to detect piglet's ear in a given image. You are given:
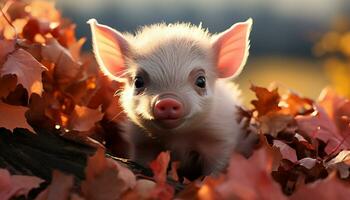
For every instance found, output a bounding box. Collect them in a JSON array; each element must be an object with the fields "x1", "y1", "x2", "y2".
[
  {"x1": 87, "y1": 19, "x2": 129, "y2": 81},
  {"x1": 212, "y1": 18, "x2": 253, "y2": 79}
]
